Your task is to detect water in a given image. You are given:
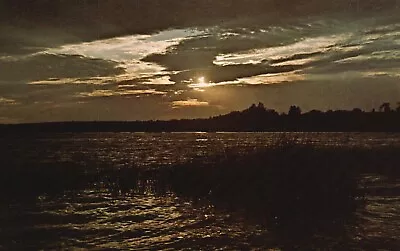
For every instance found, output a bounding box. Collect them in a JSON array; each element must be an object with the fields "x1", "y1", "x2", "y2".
[{"x1": 0, "y1": 132, "x2": 399, "y2": 250}]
